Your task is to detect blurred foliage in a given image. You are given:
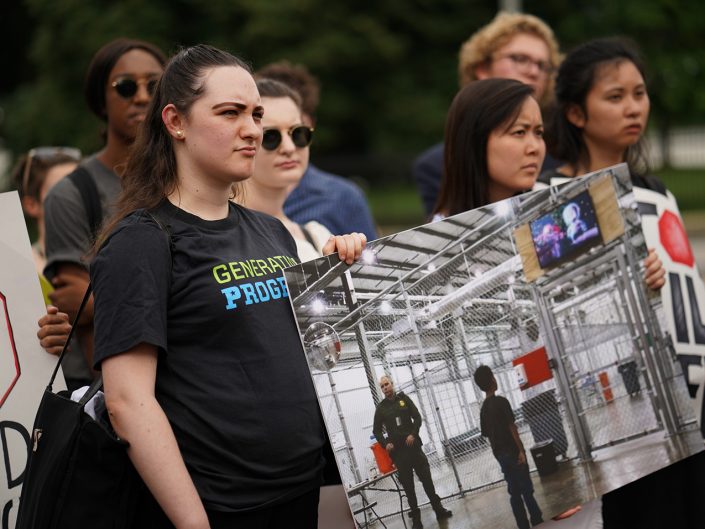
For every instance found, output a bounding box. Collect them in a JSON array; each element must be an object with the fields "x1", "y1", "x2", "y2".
[
  {"x1": 1, "y1": 0, "x2": 705, "y2": 187},
  {"x1": 369, "y1": 168, "x2": 705, "y2": 233},
  {"x1": 529, "y1": 0, "x2": 705, "y2": 130},
  {"x1": 655, "y1": 168, "x2": 705, "y2": 211}
]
